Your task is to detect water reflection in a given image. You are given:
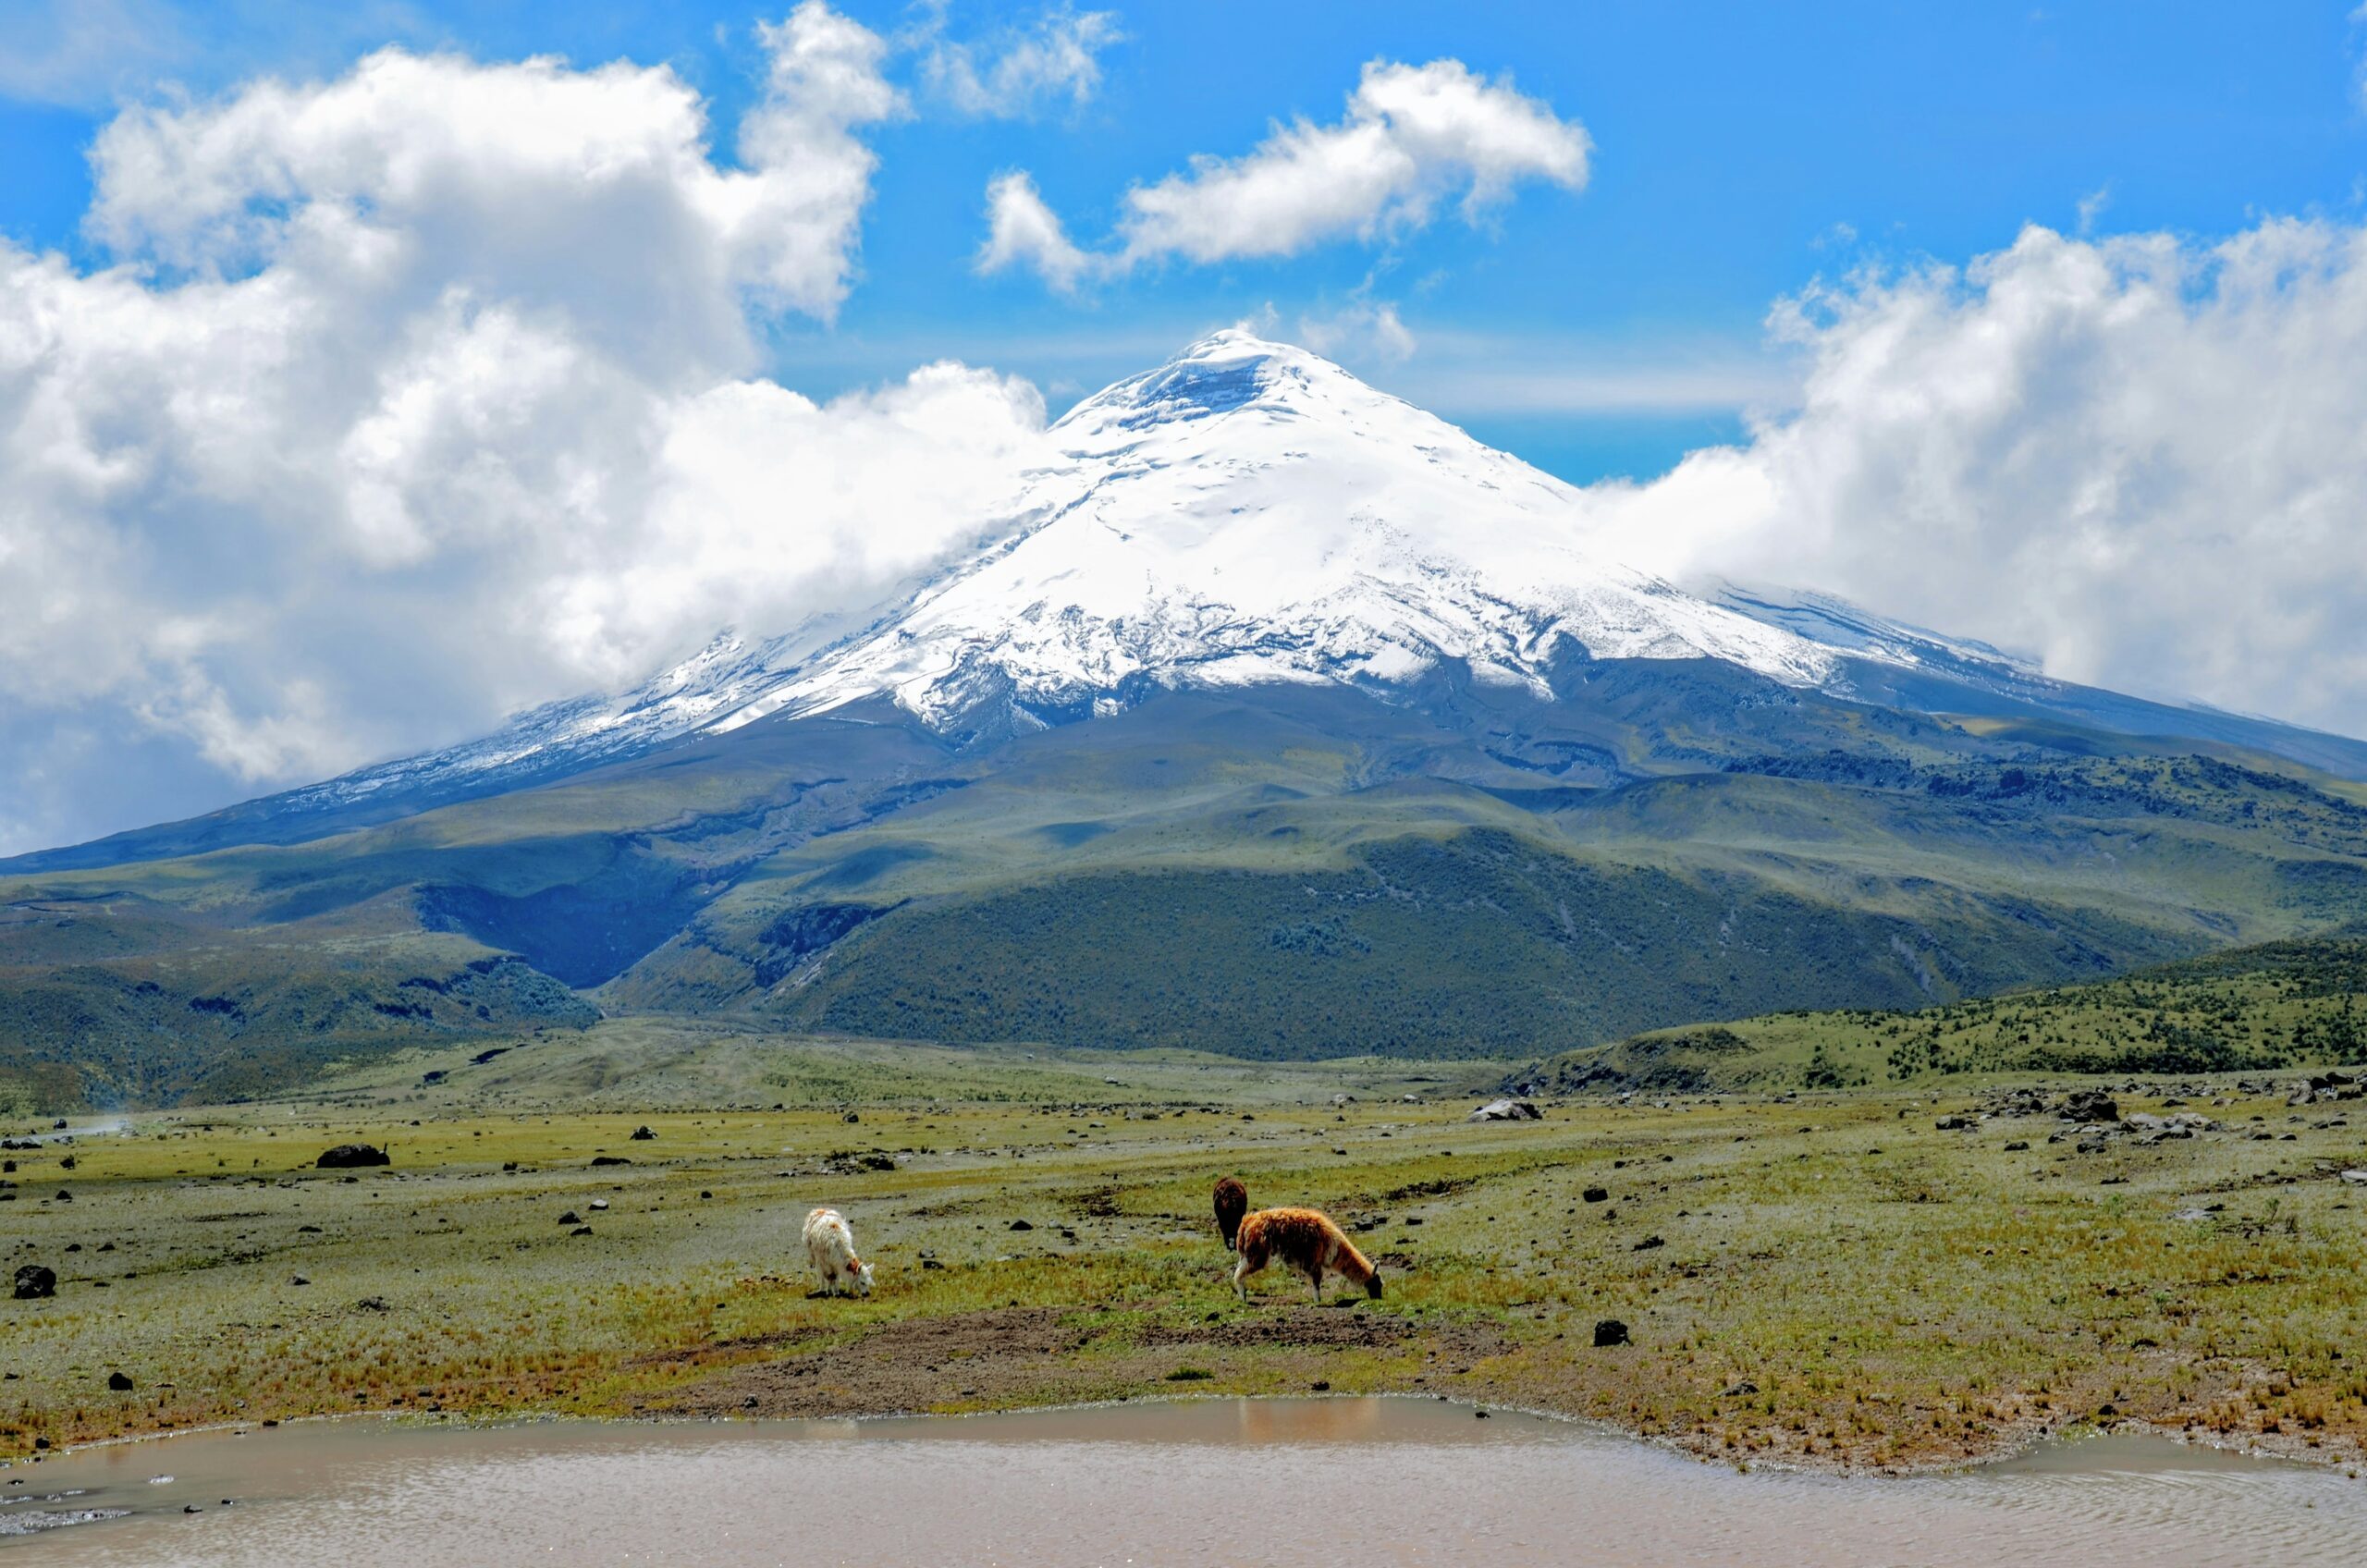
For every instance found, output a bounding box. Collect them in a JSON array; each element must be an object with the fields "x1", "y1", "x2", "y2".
[{"x1": 11, "y1": 1399, "x2": 2364, "y2": 1567}]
